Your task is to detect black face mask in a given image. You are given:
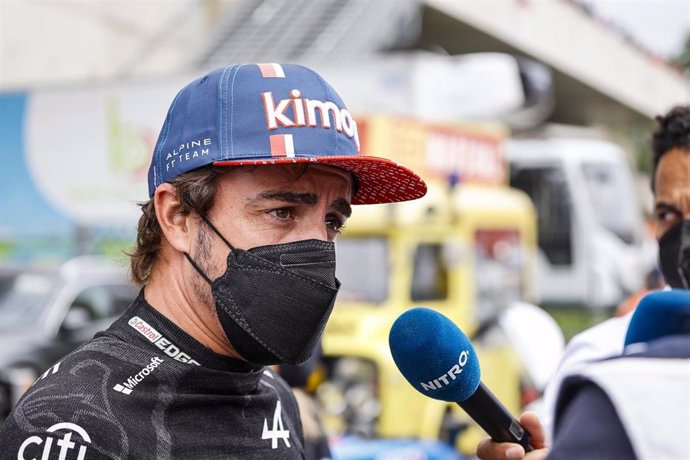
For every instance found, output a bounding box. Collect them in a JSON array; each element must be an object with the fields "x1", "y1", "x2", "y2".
[
  {"x1": 185, "y1": 219, "x2": 340, "y2": 366},
  {"x1": 658, "y1": 220, "x2": 690, "y2": 289}
]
